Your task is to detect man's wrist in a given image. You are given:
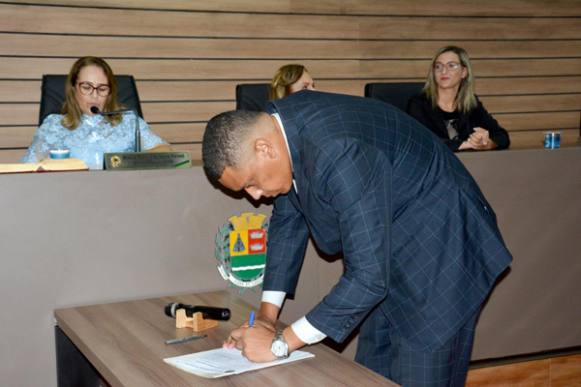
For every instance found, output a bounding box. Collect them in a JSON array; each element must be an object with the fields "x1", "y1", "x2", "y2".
[
  {"x1": 282, "y1": 326, "x2": 306, "y2": 353},
  {"x1": 259, "y1": 301, "x2": 280, "y2": 327}
]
